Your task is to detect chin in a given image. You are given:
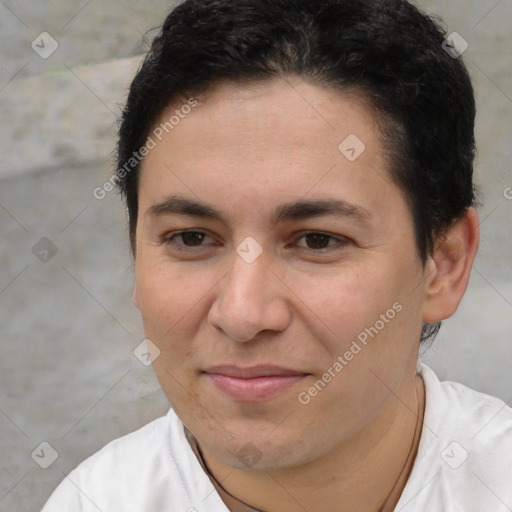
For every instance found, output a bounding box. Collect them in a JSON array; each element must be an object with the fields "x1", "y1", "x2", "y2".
[{"x1": 200, "y1": 424, "x2": 317, "y2": 471}]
